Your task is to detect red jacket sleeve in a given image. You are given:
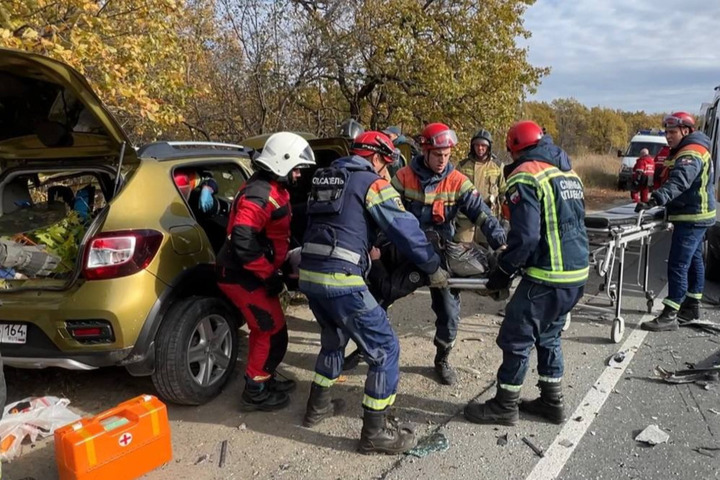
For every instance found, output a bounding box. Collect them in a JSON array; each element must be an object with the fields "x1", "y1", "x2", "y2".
[{"x1": 228, "y1": 194, "x2": 275, "y2": 280}]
